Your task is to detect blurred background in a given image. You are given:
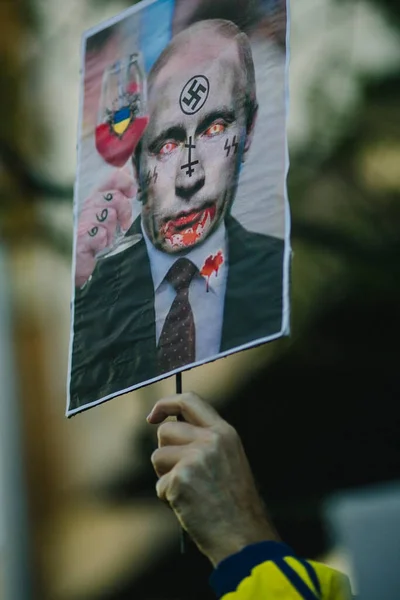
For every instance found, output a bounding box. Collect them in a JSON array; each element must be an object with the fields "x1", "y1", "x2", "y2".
[{"x1": 0, "y1": 0, "x2": 399, "y2": 598}]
